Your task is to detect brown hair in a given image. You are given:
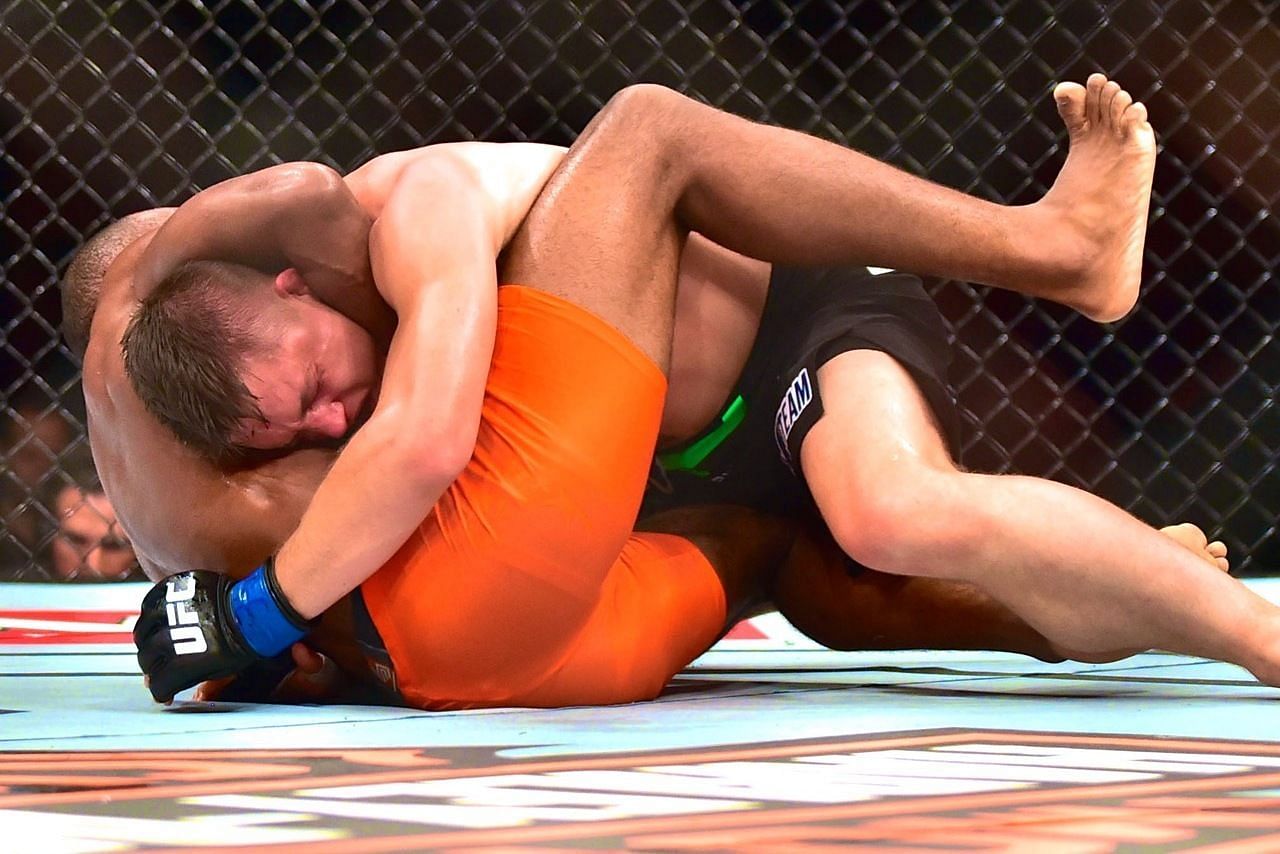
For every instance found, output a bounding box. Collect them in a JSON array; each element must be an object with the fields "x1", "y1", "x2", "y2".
[
  {"x1": 60, "y1": 210, "x2": 171, "y2": 358},
  {"x1": 121, "y1": 261, "x2": 269, "y2": 461}
]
